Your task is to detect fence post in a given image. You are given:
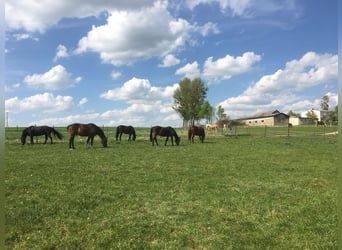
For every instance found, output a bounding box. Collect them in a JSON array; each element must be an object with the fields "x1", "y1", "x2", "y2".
[{"x1": 264, "y1": 126, "x2": 267, "y2": 137}]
